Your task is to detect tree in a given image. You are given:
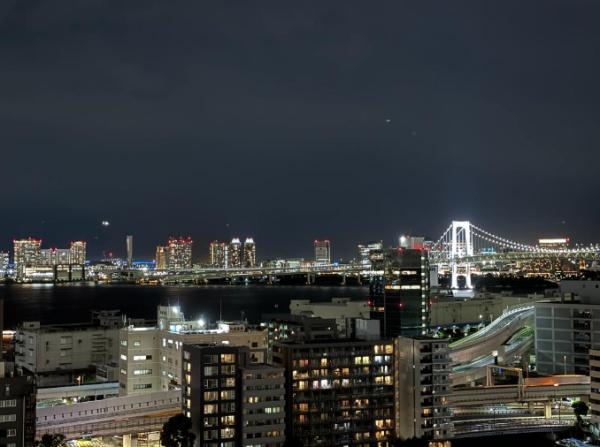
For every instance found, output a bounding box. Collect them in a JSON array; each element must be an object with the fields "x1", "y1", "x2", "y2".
[
  {"x1": 160, "y1": 414, "x2": 196, "y2": 447},
  {"x1": 36, "y1": 434, "x2": 66, "y2": 447},
  {"x1": 572, "y1": 400, "x2": 589, "y2": 425}
]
